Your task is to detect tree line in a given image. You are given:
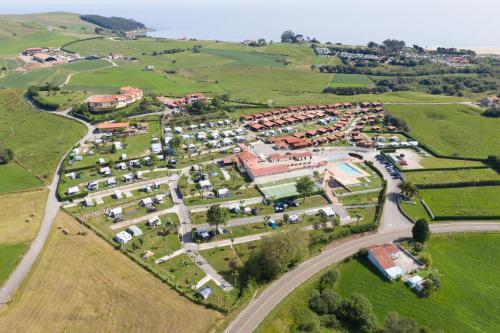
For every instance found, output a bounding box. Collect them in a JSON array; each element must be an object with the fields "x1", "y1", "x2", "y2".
[
  {"x1": 80, "y1": 15, "x2": 146, "y2": 31},
  {"x1": 323, "y1": 86, "x2": 390, "y2": 95}
]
